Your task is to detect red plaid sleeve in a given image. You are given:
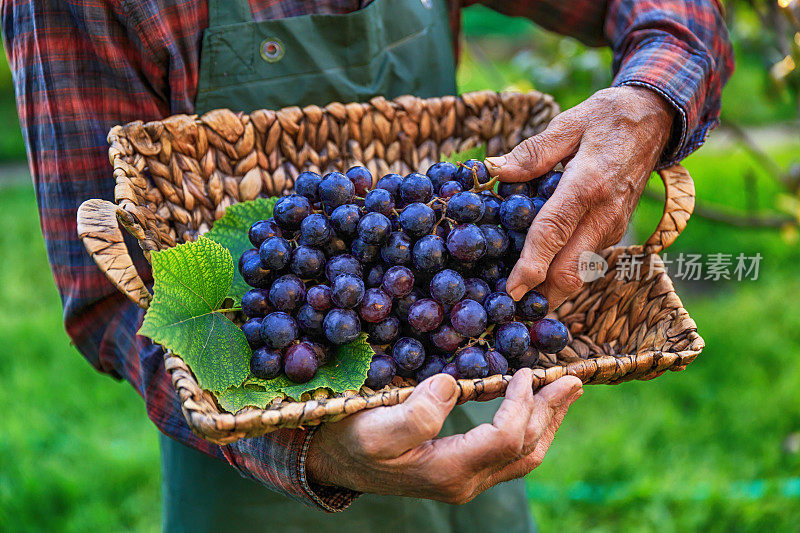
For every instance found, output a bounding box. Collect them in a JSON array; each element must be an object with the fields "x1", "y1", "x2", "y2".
[
  {"x1": 605, "y1": 0, "x2": 734, "y2": 167},
  {"x1": 469, "y1": 0, "x2": 734, "y2": 167},
  {"x1": 1, "y1": 0, "x2": 358, "y2": 512}
]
